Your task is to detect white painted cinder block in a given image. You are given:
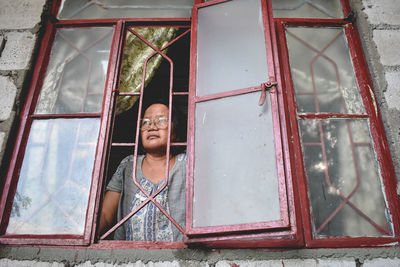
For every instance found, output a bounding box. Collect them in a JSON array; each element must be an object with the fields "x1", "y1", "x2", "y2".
[
  {"x1": 75, "y1": 261, "x2": 208, "y2": 267},
  {"x1": 0, "y1": 259, "x2": 64, "y2": 267},
  {"x1": 315, "y1": 259, "x2": 355, "y2": 267},
  {"x1": 0, "y1": 31, "x2": 36, "y2": 71},
  {"x1": 362, "y1": 0, "x2": 400, "y2": 25},
  {"x1": 373, "y1": 30, "x2": 400, "y2": 66},
  {"x1": 0, "y1": 0, "x2": 47, "y2": 30},
  {"x1": 385, "y1": 71, "x2": 400, "y2": 110},
  {"x1": 0, "y1": 76, "x2": 17, "y2": 121},
  {"x1": 282, "y1": 259, "x2": 318, "y2": 267},
  {"x1": 363, "y1": 258, "x2": 400, "y2": 267},
  {"x1": 217, "y1": 260, "x2": 297, "y2": 267},
  {"x1": 0, "y1": 132, "x2": 5, "y2": 152},
  {"x1": 0, "y1": 36, "x2": 4, "y2": 52}
]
